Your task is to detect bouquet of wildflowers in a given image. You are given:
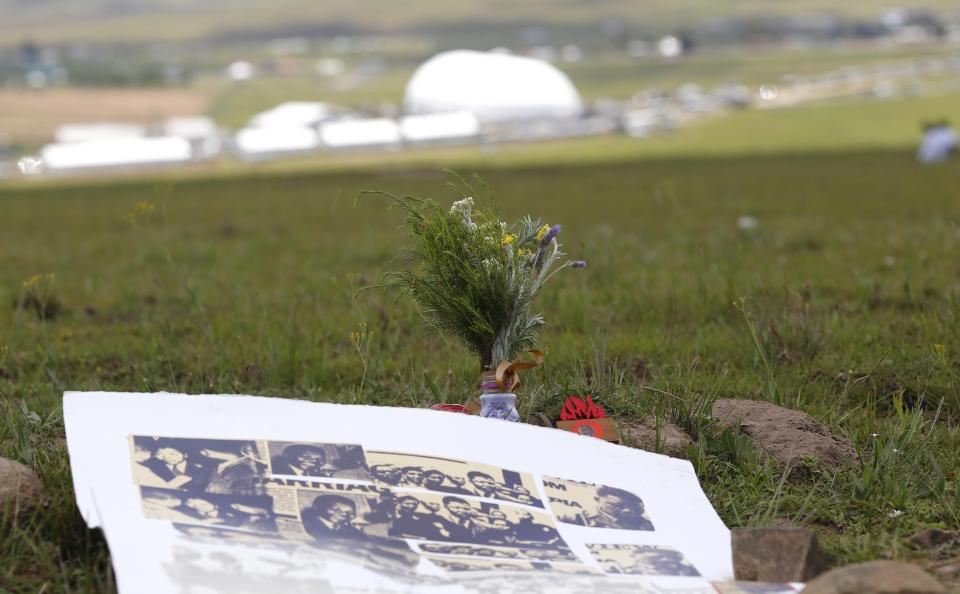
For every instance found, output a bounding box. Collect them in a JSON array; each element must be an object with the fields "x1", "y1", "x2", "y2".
[{"x1": 379, "y1": 192, "x2": 584, "y2": 373}]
